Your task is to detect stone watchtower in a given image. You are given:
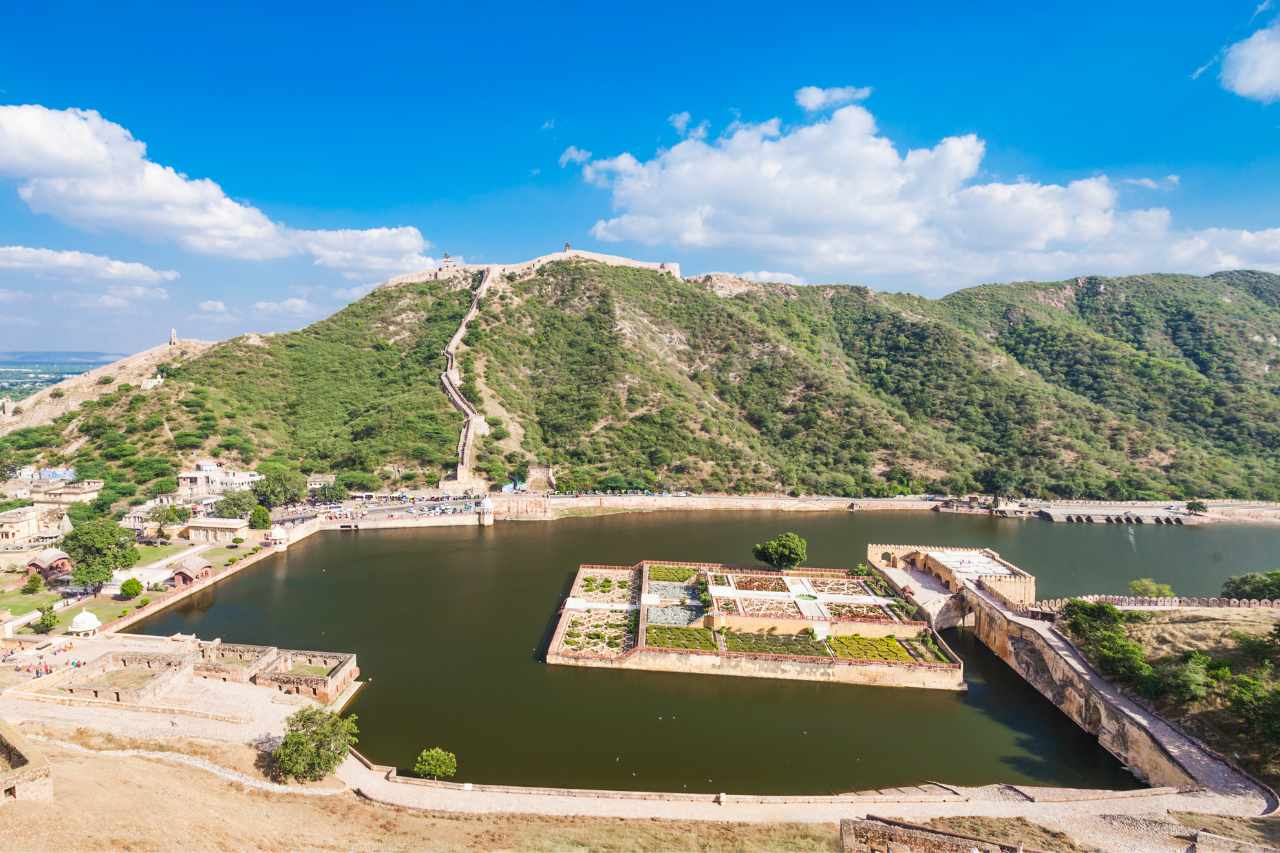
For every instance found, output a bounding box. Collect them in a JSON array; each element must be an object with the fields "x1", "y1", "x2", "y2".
[{"x1": 169, "y1": 328, "x2": 178, "y2": 347}]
